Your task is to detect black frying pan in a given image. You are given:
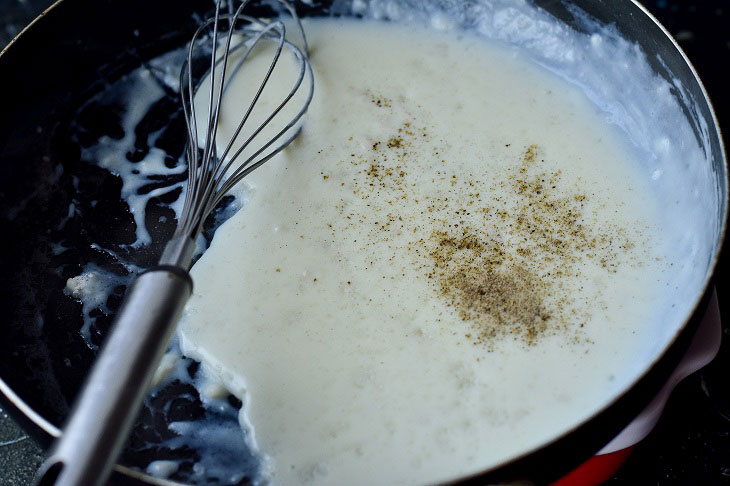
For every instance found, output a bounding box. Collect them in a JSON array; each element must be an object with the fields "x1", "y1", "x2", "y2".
[{"x1": 0, "y1": 0, "x2": 726, "y2": 484}]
